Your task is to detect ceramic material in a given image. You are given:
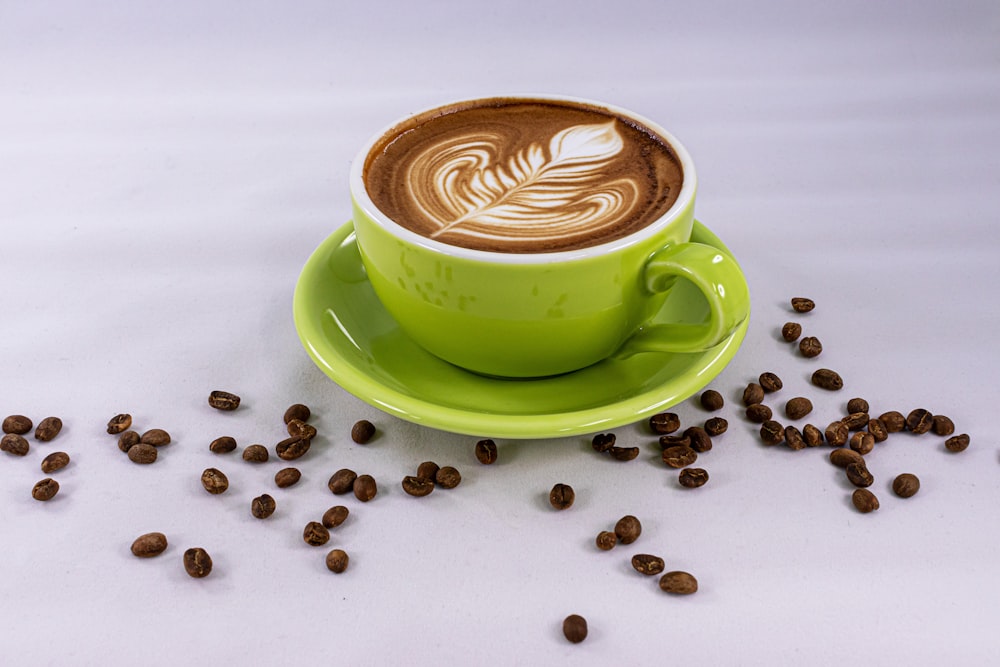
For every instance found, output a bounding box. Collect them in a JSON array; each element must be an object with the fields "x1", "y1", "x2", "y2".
[{"x1": 293, "y1": 220, "x2": 749, "y2": 439}]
